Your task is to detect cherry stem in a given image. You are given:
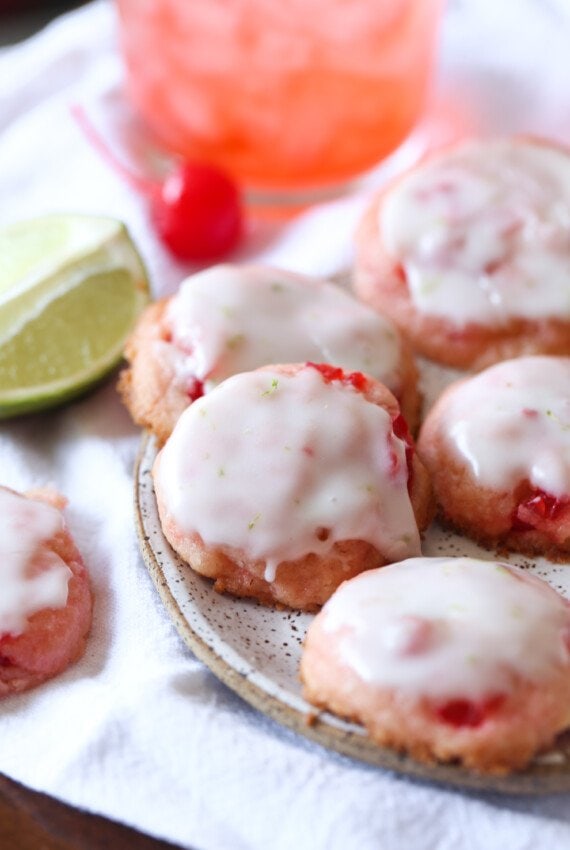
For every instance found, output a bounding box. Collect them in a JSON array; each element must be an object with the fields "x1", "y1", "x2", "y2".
[{"x1": 70, "y1": 102, "x2": 159, "y2": 197}]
